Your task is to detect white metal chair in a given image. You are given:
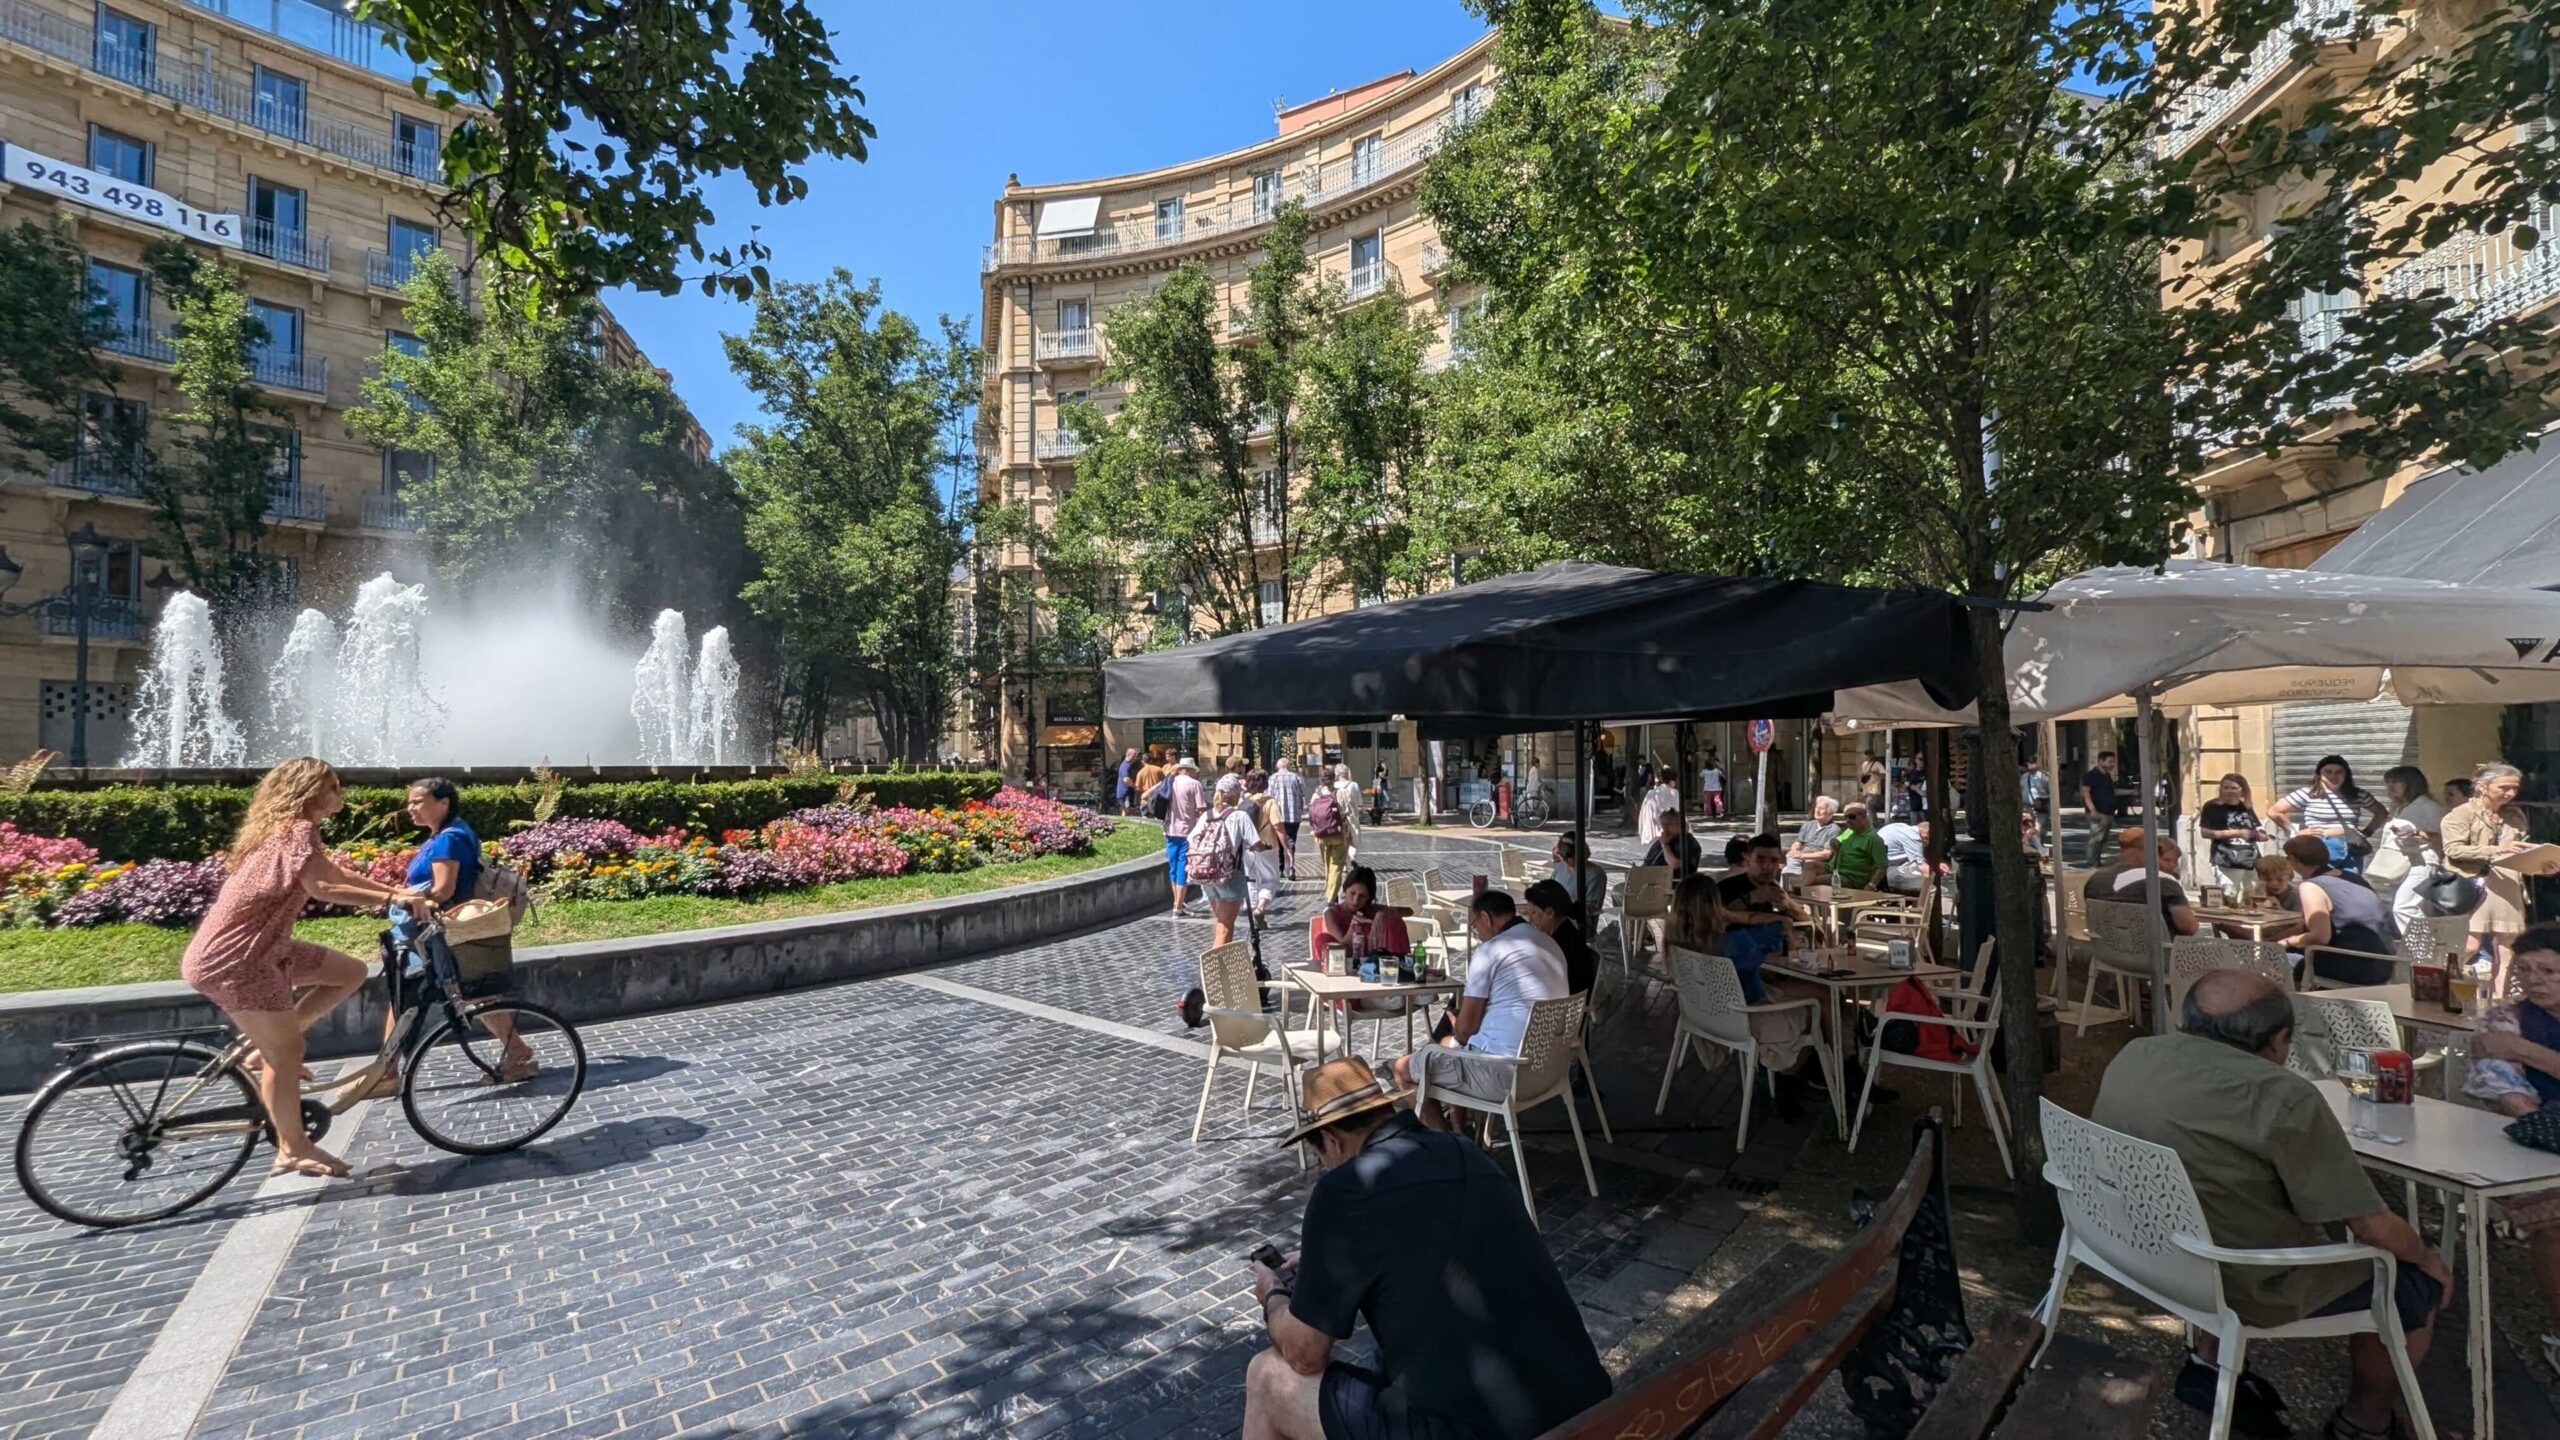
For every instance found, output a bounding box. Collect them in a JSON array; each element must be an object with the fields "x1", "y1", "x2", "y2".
[
  {"x1": 1190, "y1": 942, "x2": 1325, "y2": 1143},
  {"x1": 2079, "y1": 901, "x2": 2162, "y2": 1033},
  {"x1": 2034, "y1": 1100, "x2": 2436, "y2": 1440},
  {"x1": 2166, "y1": 935, "x2": 2291, "y2": 1014},
  {"x1": 1498, "y1": 847, "x2": 1531, "y2": 887},
  {"x1": 1849, "y1": 939, "x2": 2014, "y2": 1178},
  {"x1": 2396, "y1": 915, "x2": 2465, "y2": 971},
  {"x1": 1615, "y1": 865, "x2": 1674, "y2": 976},
  {"x1": 2285, "y1": 993, "x2": 2418, "y2": 1083},
  {"x1": 1414, "y1": 993, "x2": 1598, "y2": 1226},
  {"x1": 1654, "y1": 946, "x2": 1828, "y2": 1154}
]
